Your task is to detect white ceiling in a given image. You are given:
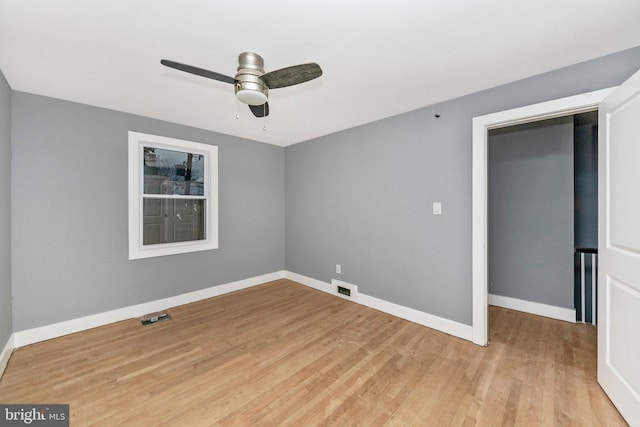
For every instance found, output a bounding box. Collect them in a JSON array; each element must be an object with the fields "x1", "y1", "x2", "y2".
[{"x1": 1, "y1": 1, "x2": 639, "y2": 146}]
